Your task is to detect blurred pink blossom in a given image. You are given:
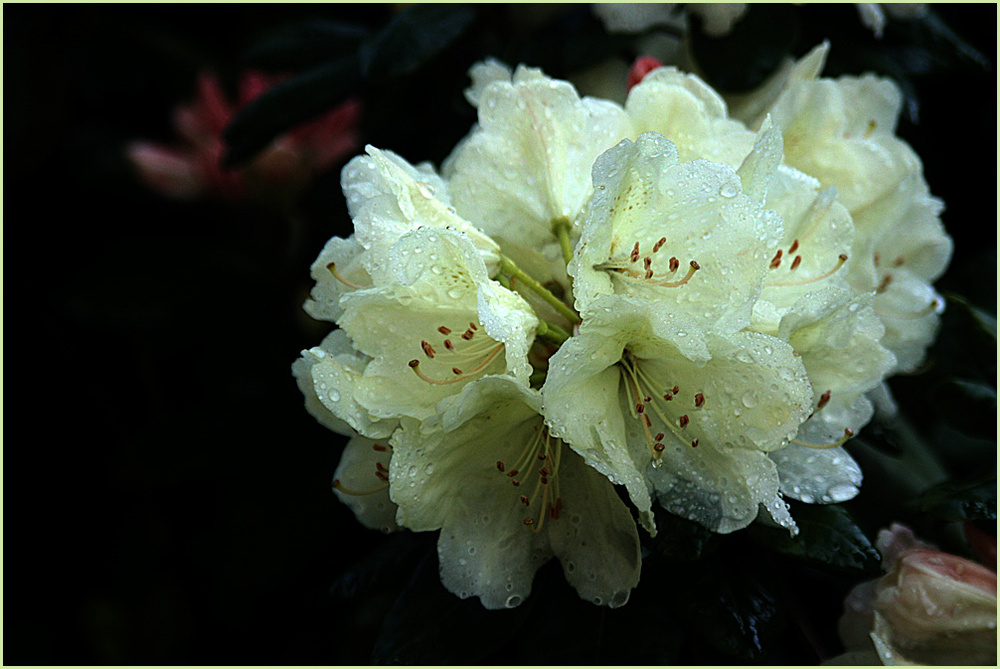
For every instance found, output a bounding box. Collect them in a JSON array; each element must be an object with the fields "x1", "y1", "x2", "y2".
[
  {"x1": 127, "y1": 71, "x2": 361, "y2": 203},
  {"x1": 835, "y1": 523, "x2": 997, "y2": 666}
]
